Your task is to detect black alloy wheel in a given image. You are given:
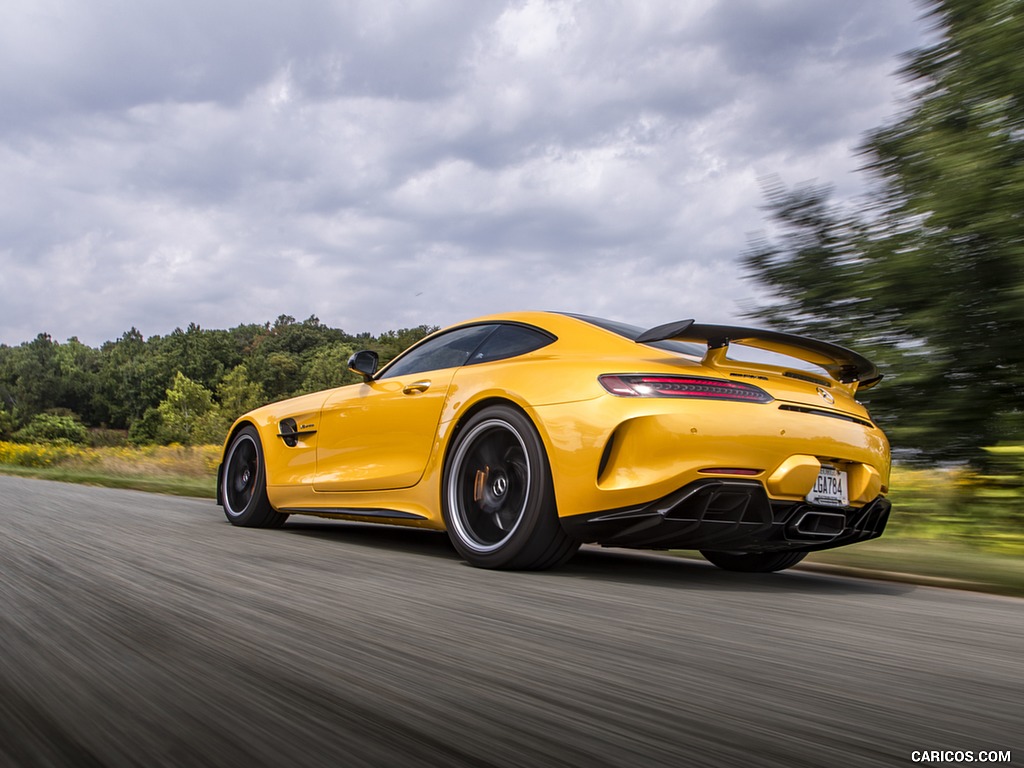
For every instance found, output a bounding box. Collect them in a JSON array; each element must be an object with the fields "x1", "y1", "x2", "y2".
[
  {"x1": 221, "y1": 425, "x2": 288, "y2": 528},
  {"x1": 443, "y1": 405, "x2": 579, "y2": 570}
]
